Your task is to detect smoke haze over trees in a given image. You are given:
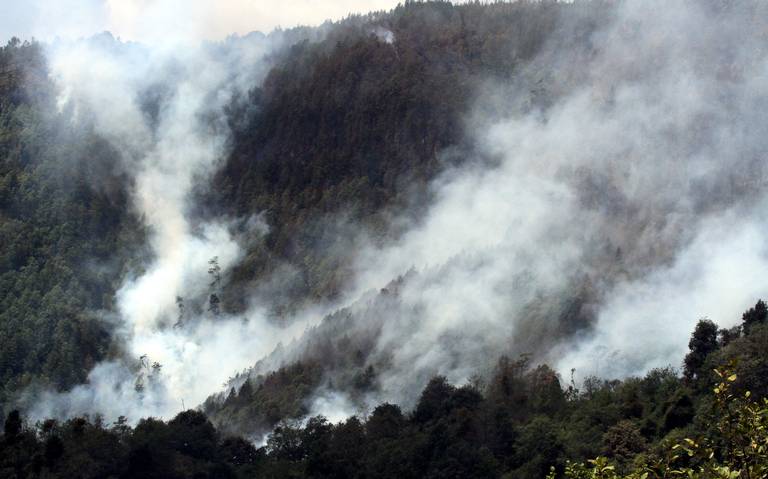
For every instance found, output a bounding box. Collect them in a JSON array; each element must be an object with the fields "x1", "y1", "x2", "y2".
[
  {"x1": 1, "y1": 311, "x2": 767, "y2": 478},
  {"x1": 2, "y1": 0, "x2": 768, "y2": 477}
]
